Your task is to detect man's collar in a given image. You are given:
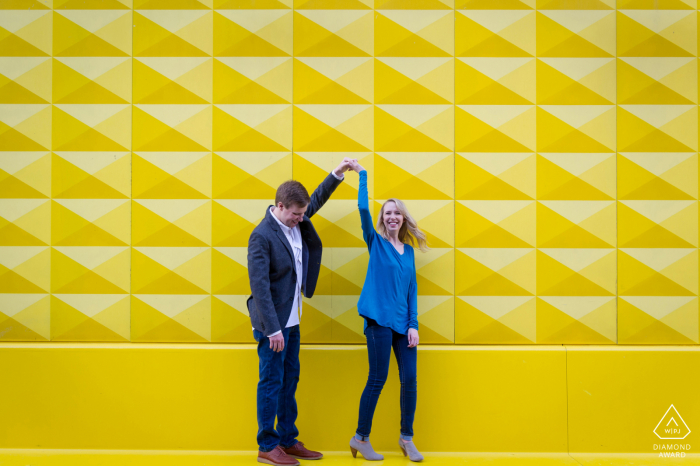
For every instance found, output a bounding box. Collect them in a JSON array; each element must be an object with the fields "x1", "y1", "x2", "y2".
[{"x1": 270, "y1": 206, "x2": 292, "y2": 232}]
